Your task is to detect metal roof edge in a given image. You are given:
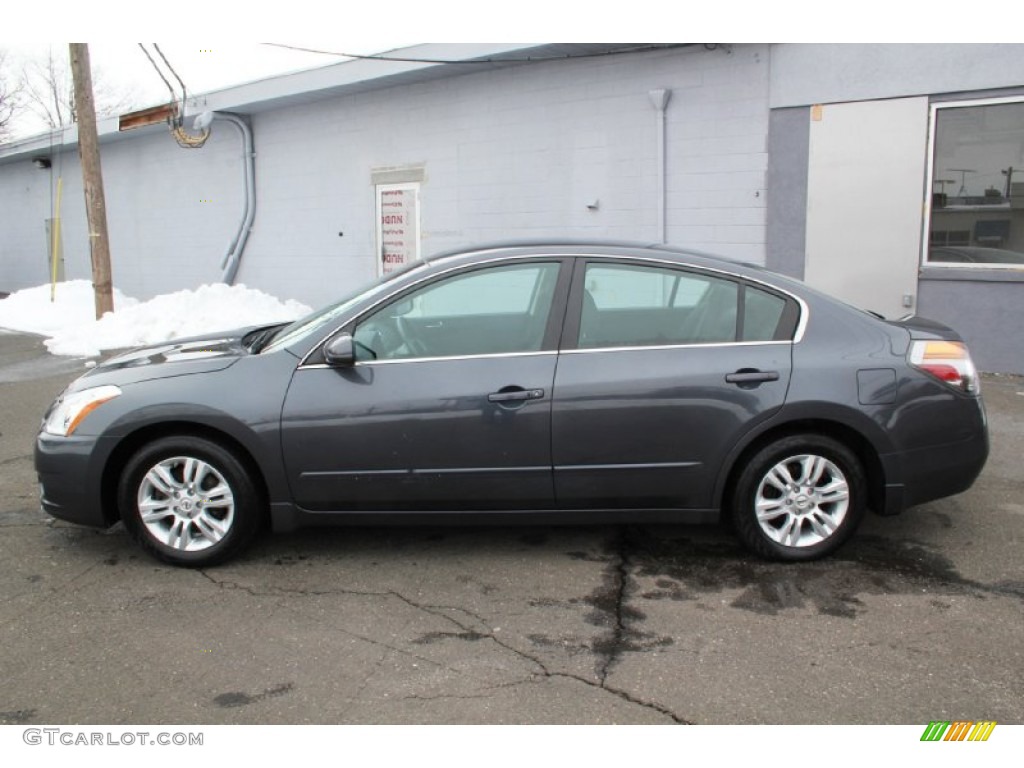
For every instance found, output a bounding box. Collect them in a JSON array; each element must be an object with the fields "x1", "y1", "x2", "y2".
[{"x1": 0, "y1": 43, "x2": 580, "y2": 163}]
